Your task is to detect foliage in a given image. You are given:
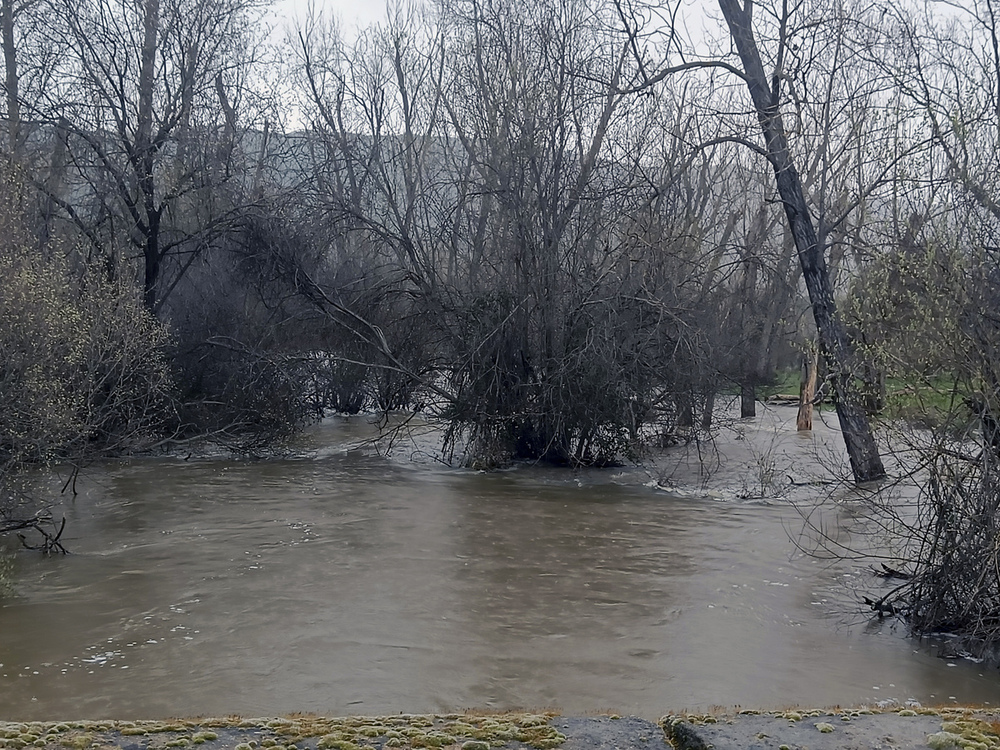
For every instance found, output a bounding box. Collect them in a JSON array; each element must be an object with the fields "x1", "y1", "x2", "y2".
[
  {"x1": 0, "y1": 175, "x2": 172, "y2": 468},
  {"x1": 0, "y1": 170, "x2": 174, "y2": 545},
  {"x1": 0, "y1": 547, "x2": 14, "y2": 598},
  {"x1": 878, "y1": 377, "x2": 964, "y2": 429},
  {"x1": 437, "y1": 277, "x2": 711, "y2": 467},
  {"x1": 850, "y1": 248, "x2": 1000, "y2": 651},
  {"x1": 846, "y1": 233, "x2": 968, "y2": 383}
]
